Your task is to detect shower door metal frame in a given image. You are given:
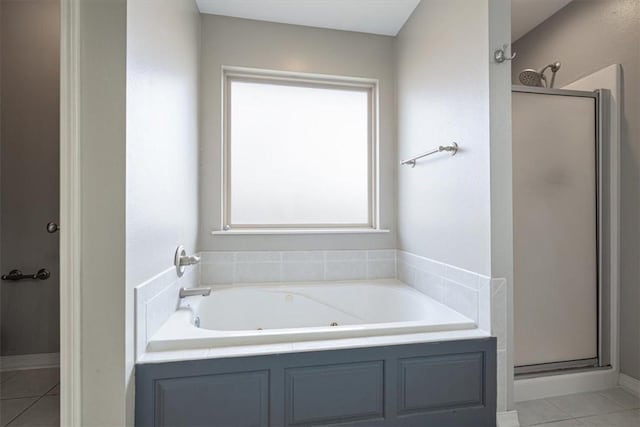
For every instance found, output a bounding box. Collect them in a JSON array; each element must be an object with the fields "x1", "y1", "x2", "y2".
[{"x1": 512, "y1": 85, "x2": 608, "y2": 376}]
